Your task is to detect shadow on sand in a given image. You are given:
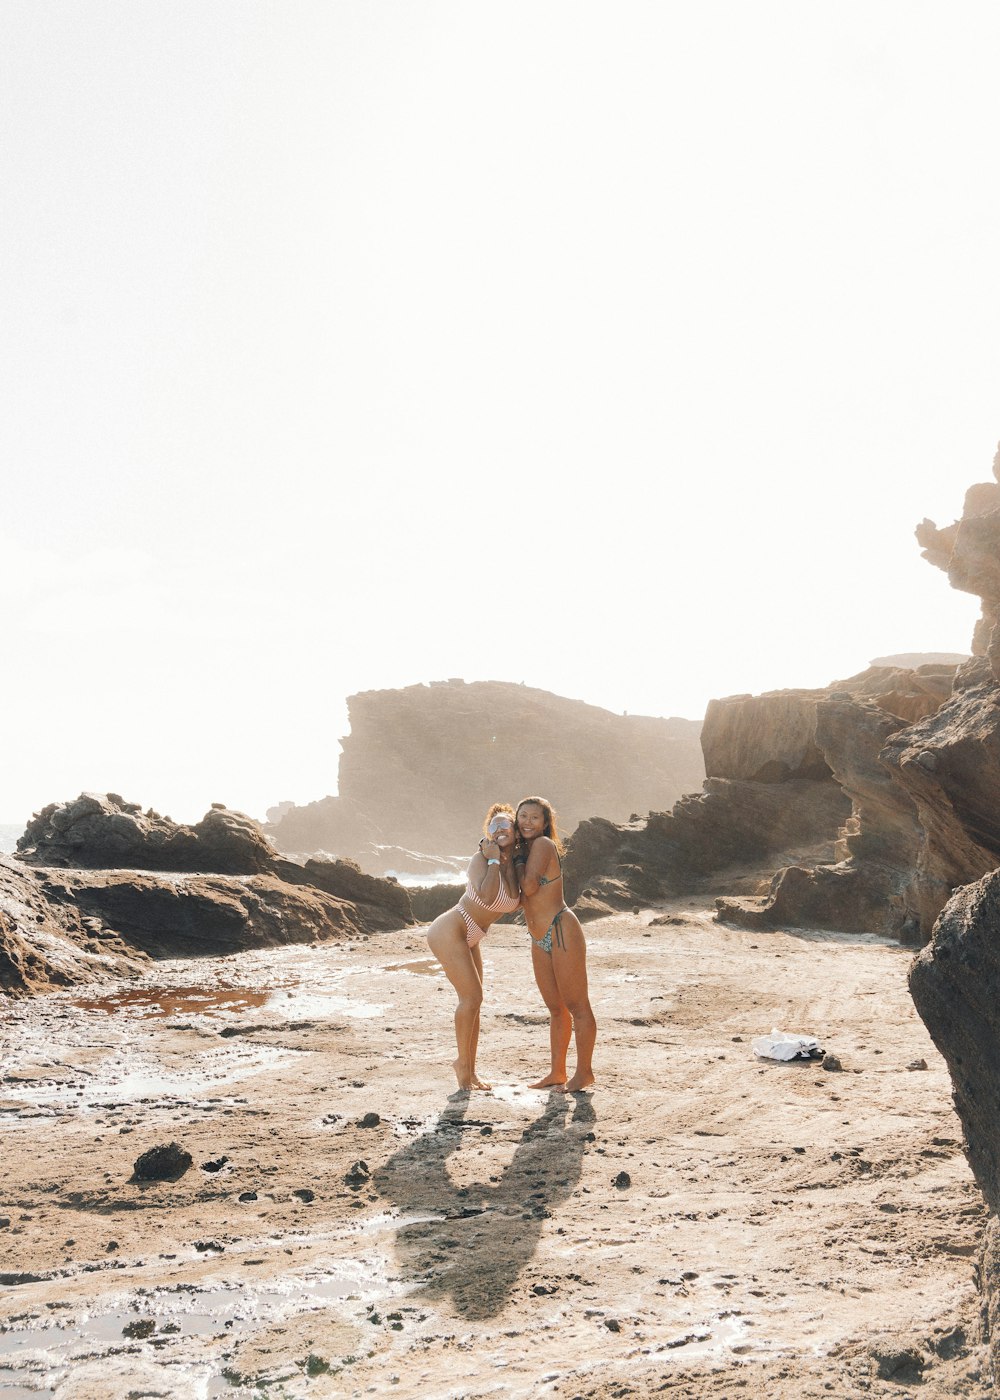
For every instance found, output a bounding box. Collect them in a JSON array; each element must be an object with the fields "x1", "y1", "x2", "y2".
[{"x1": 373, "y1": 1092, "x2": 596, "y2": 1319}]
